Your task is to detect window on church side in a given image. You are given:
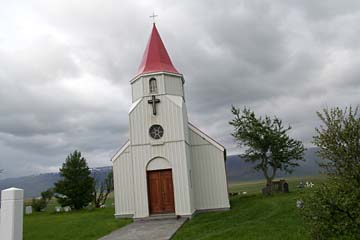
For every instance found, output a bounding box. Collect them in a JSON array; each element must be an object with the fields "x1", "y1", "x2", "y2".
[{"x1": 149, "y1": 78, "x2": 157, "y2": 94}]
